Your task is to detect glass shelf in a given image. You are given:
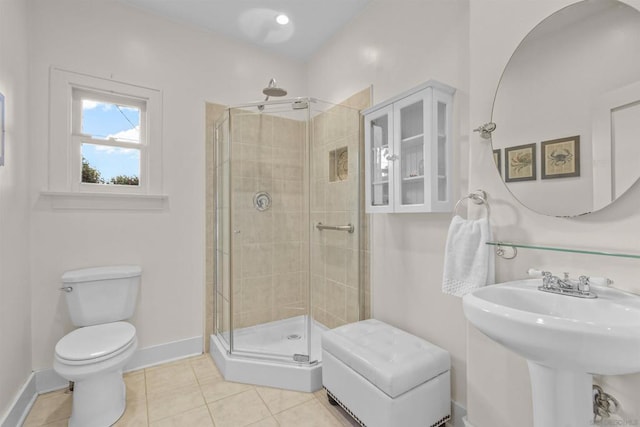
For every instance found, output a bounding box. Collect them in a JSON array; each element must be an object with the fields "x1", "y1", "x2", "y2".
[
  {"x1": 402, "y1": 175, "x2": 424, "y2": 182},
  {"x1": 401, "y1": 133, "x2": 424, "y2": 144},
  {"x1": 486, "y1": 241, "x2": 640, "y2": 259}
]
